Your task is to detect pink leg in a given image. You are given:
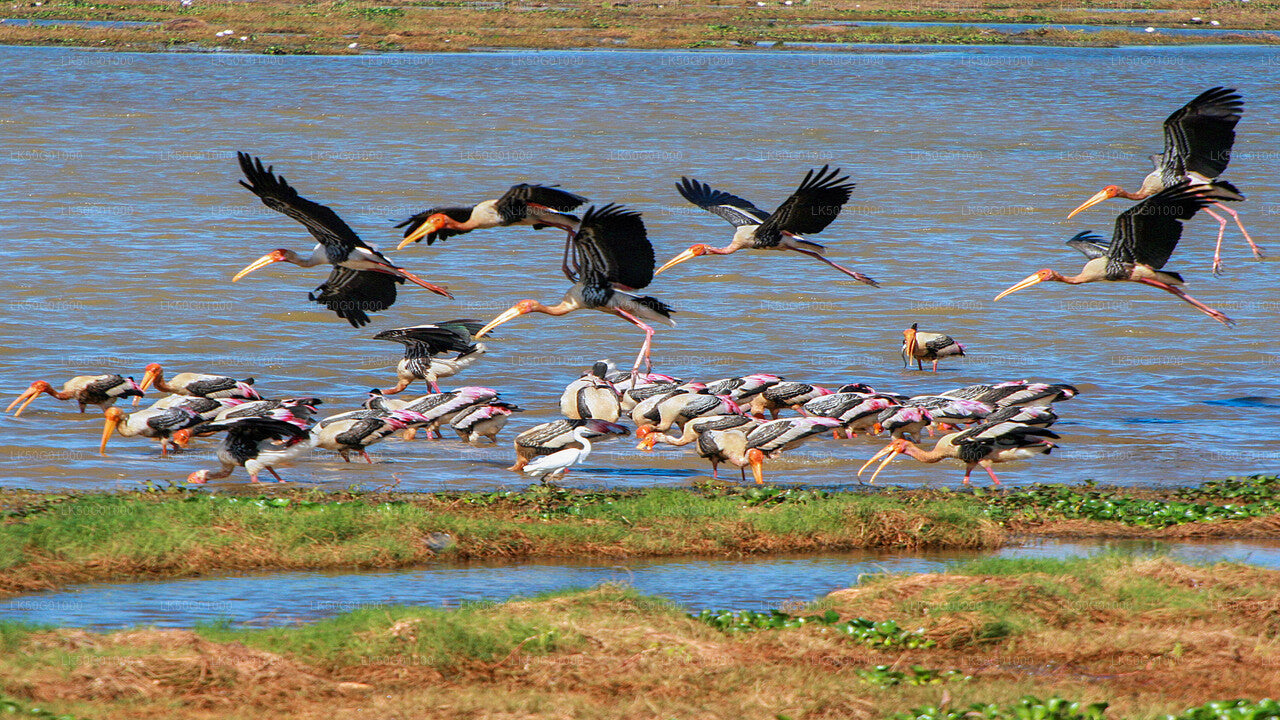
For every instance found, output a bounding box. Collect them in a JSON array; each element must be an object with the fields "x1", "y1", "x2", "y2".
[
  {"x1": 267, "y1": 467, "x2": 285, "y2": 482},
  {"x1": 615, "y1": 308, "x2": 656, "y2": 379},
  {"x1": 1214, "y1": 201, "x2": 1263, "y2": 259},
  {"x1": 1134, "y1": 278, "x2": 1235, "y2": 327},
  {"x1": 1203, "y1": 207, "x2": 1231, "y2": 276},
  {"x1": 428, "y1": 379, "x2": 440, "y2": 393},
  {"x1": 360, "y1": 450, "x2": 373, "y2": 463},
  {"x1": 962, "y1": 466, "x2": 973, "y2": 486},
  {"x1": 983, "y1": 463, "x2": 1002, "y2": 486},
  {"x1": 788, "y1": 247, "x2": 879, "y2": 287},
  {"x1": 249, "y1": 473, "x2": 261, "y2": 483}
]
